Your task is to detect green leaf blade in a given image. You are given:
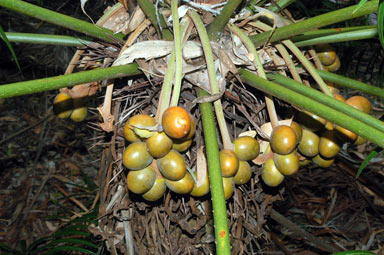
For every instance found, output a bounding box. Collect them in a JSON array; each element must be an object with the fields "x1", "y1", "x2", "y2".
[
  {"x1": 356, "y1": 149, "x2": 381, "y2": 178},
  {"x1": 353, "y1": 0, "x2": 369, "y2": 14},
  {"x1": 378, "y1": 0, "x2": 384, "y2": 50},
  {"x1": 0, "y1": 25, "x2": 22, "y2": 73}
]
